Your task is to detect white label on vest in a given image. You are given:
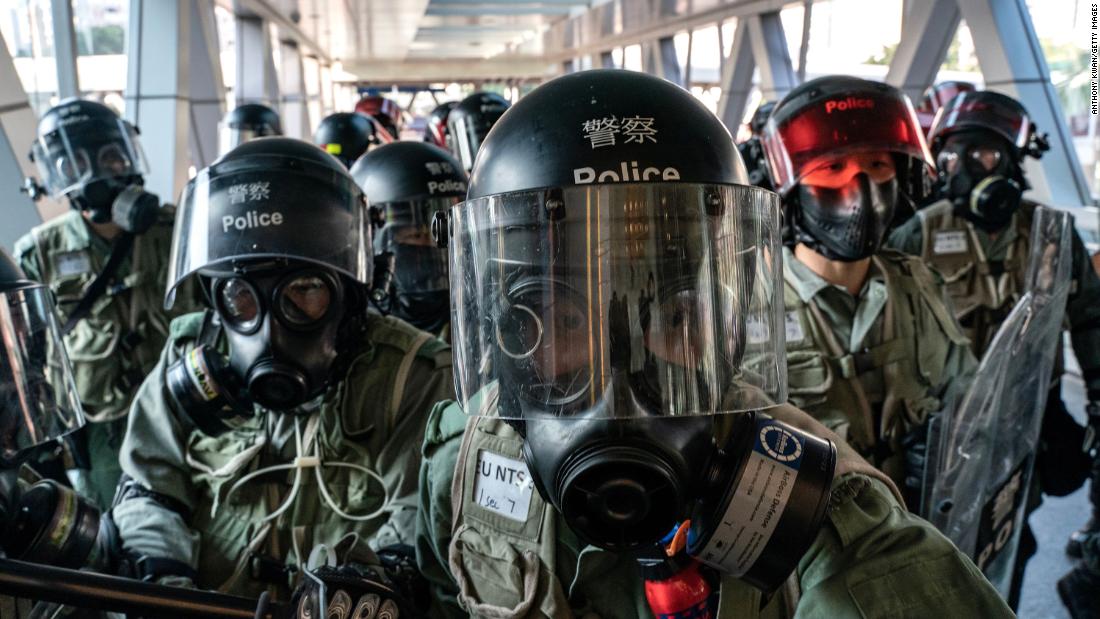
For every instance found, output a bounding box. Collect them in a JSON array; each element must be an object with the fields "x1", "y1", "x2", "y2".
[
  {"x1": 933, "y1": 230, "x2": 968, "y2": 254},
  {"x1": 746, "y1": 315, "x2": 770, "y2": 345},
  {"x1": 784, "y1": 311, "x2": 805, "y2": 342},
  {"x1": 474, "y1": 450, "x2": 535, "y2": 523},
  {"x1": 54, "y1": 250, "x2": 91, "y2": 276},
  {"x1": 695, "y1": 422, "x2": 802, "y2": 577}
]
